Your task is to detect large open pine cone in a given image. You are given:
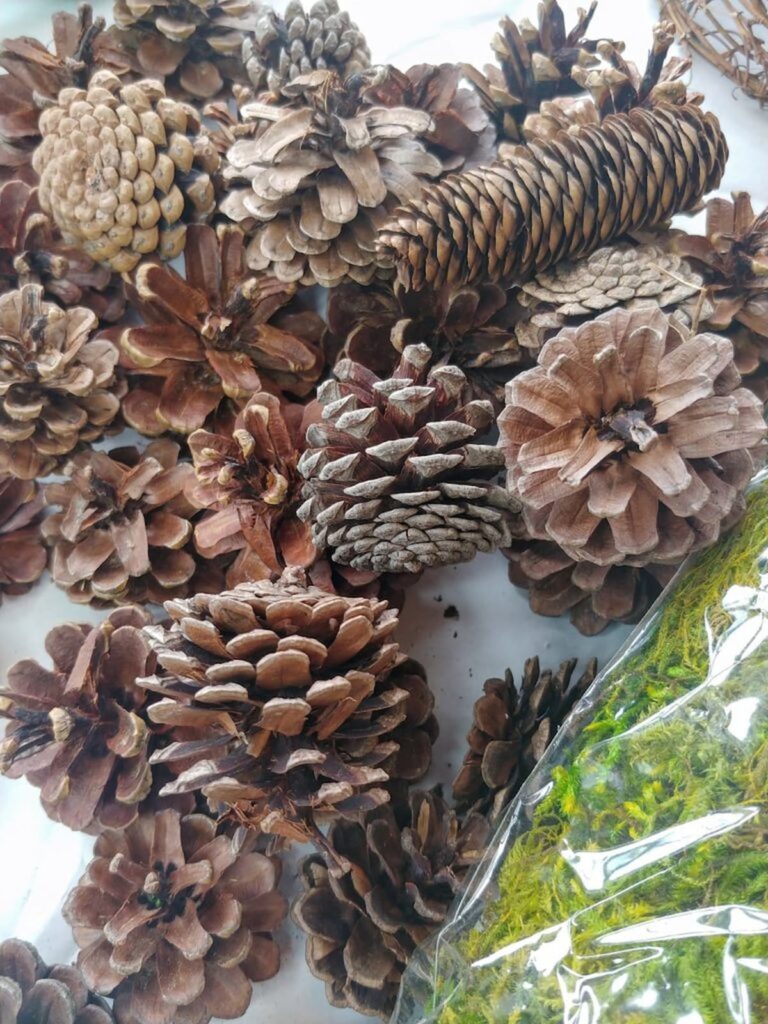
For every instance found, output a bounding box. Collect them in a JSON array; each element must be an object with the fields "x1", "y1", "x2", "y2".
[
  {"x1": 0, "y1": 939, "x2": 114, "y2": 1024},
  {"x1": 33, "y1": 70, "x2": 220, "y2": 273},
  {"x1": 499, "y1": 307, "x2": 766, "y2": 570},
  {"x1": 0, "y1": 606, "x2": 156, "y2": 833},
  {"x1": 64, "y1": 809, "x2": 286, "y2": 1024},
  {"x1": 139, "y1": 570, "x2": 437, "y2": 840},
  {"x1": 0, "y1": 476, "x2": 46, "y2": 601},
  {"x1": 298, "y1": 343, "x2": 518, "y2": 574},
  {"x1": 0, "y1": 284, "x2": 123, "y2": 479}
]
